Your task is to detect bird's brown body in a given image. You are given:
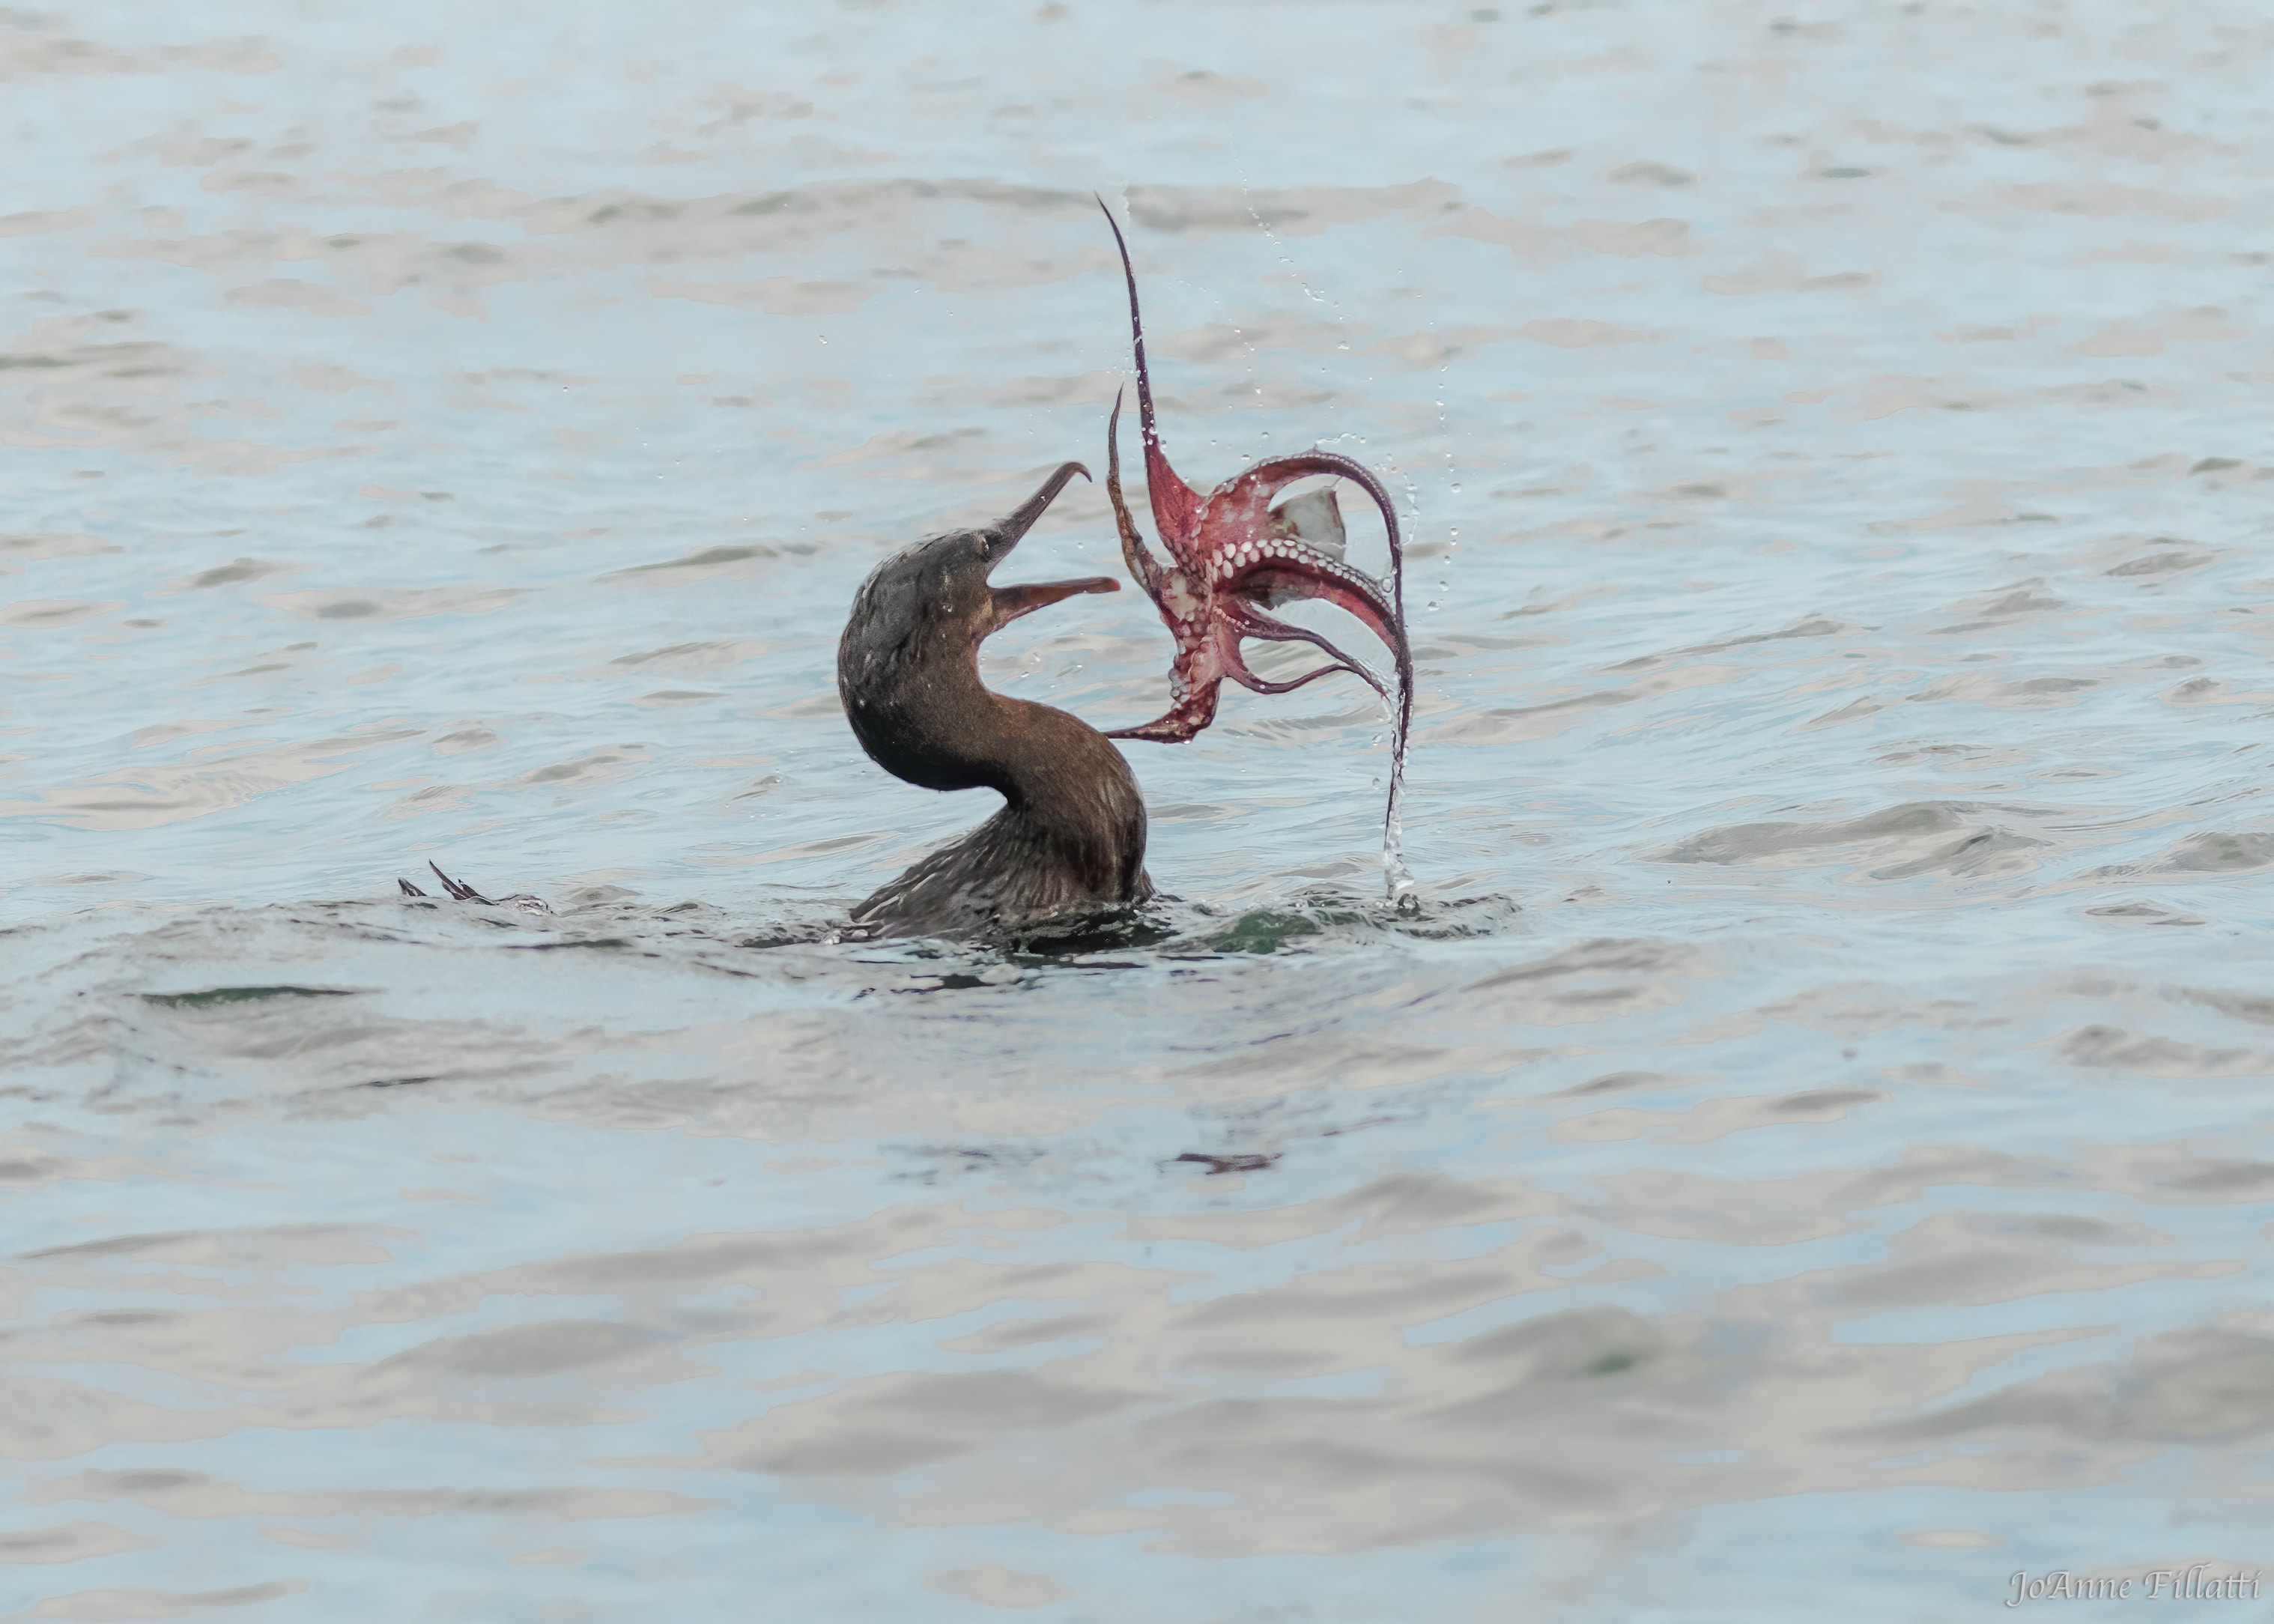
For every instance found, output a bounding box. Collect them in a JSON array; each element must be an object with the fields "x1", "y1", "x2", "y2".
[{"x1": 837, "y1": 462, "x2": 1151, "y2": 939}]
